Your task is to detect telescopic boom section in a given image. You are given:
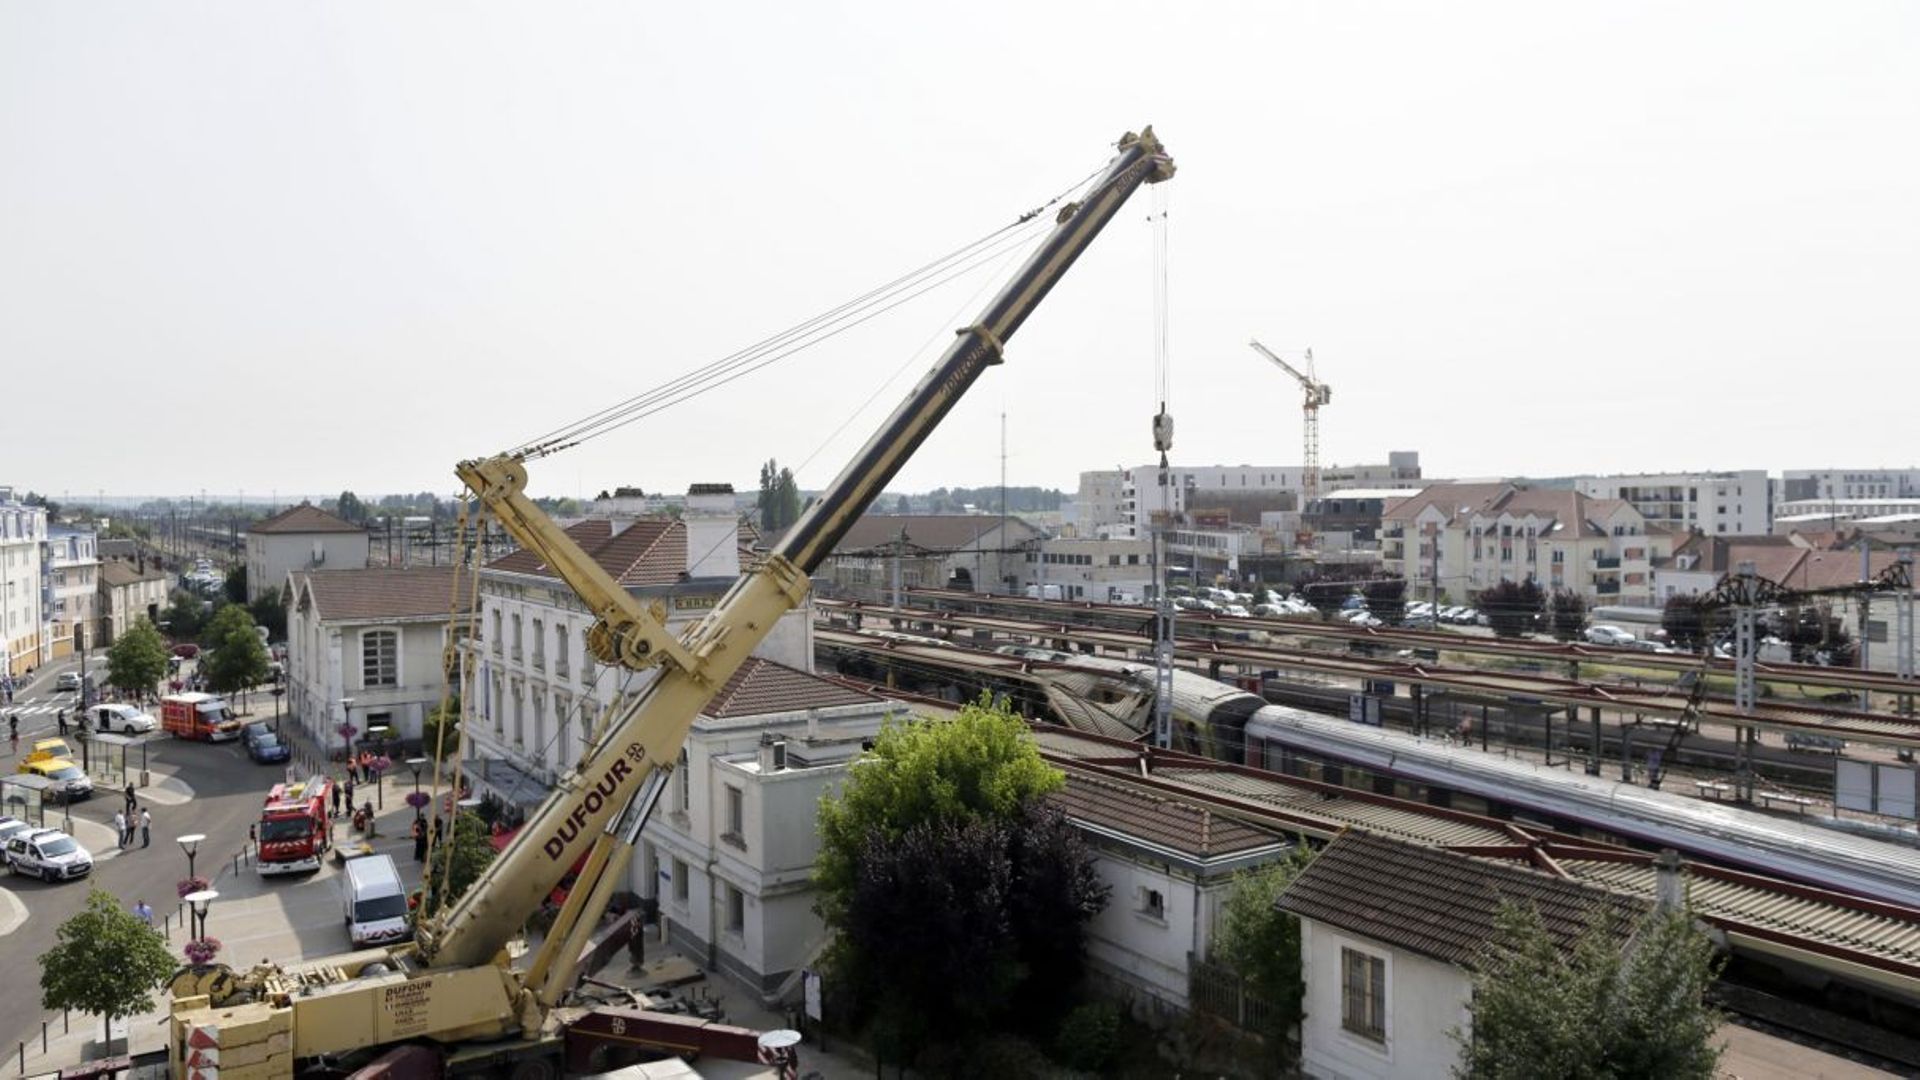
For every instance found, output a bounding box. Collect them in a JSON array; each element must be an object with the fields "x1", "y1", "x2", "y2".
[{"x1": 421, "y1": 129, "x2": 1173, "y2": 971}]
